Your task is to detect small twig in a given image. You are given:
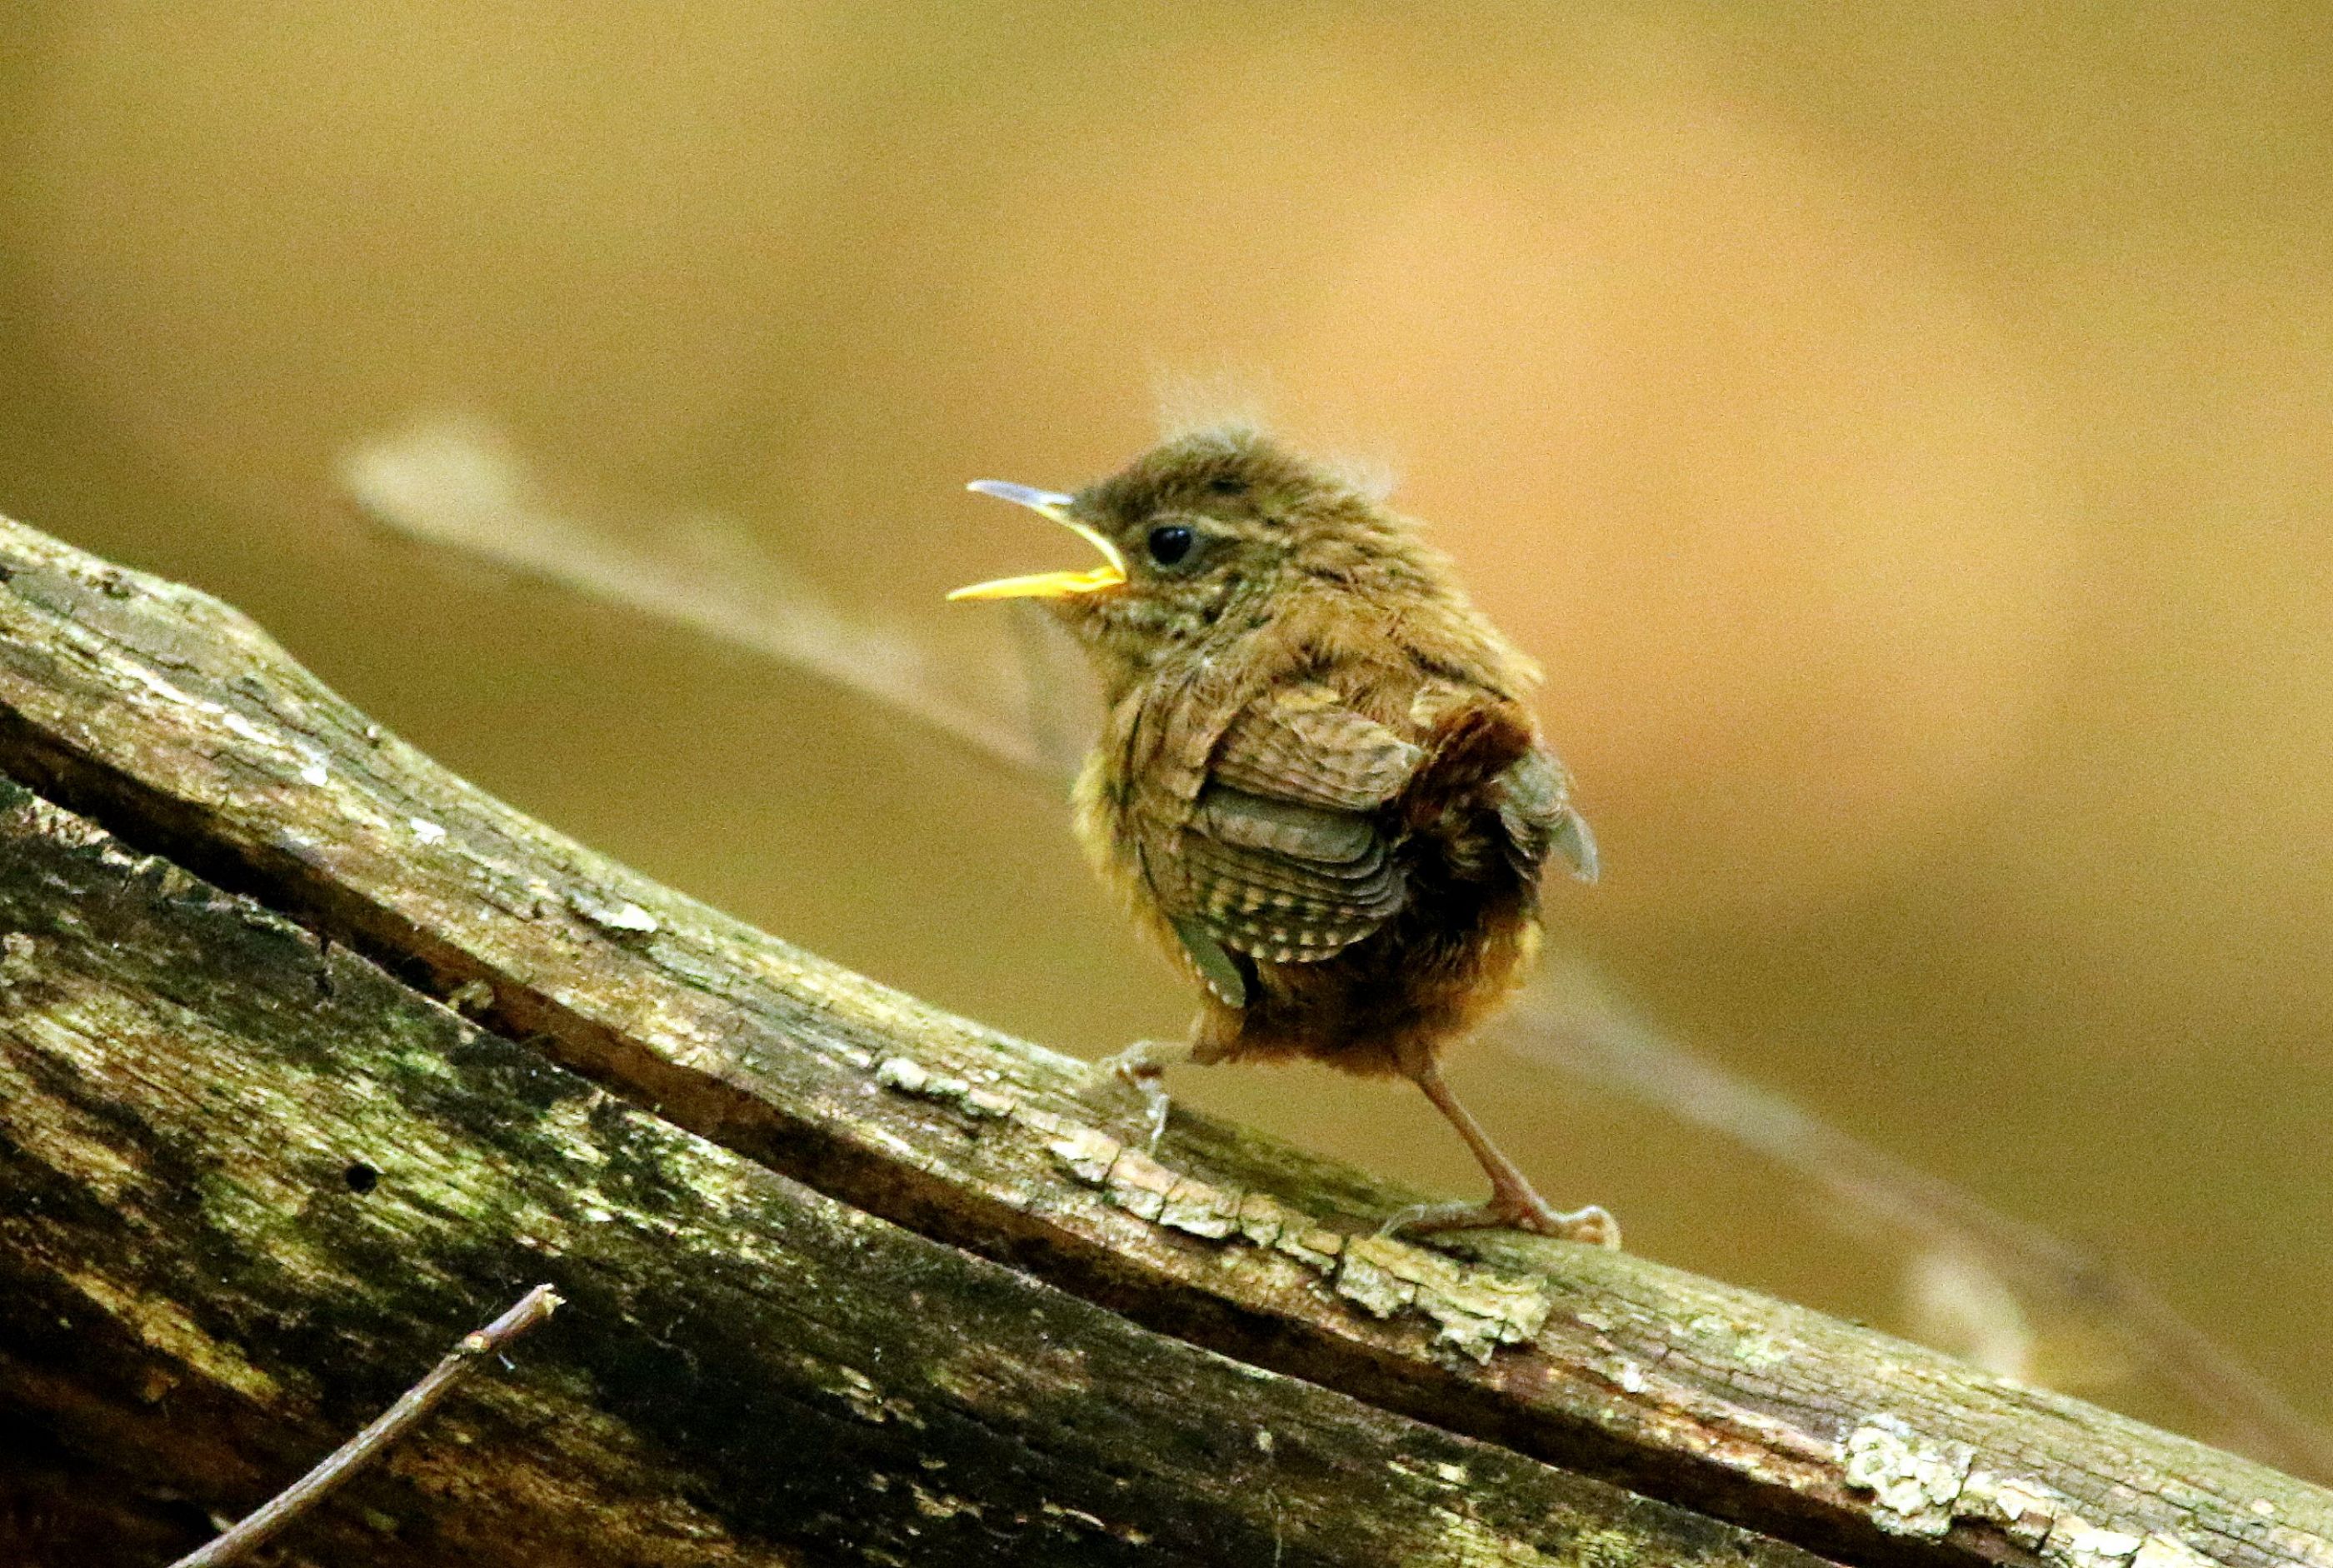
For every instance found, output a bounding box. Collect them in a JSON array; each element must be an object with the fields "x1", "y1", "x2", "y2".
[{"x1": 169, "y1": 1284, "x2": 564, "y2": 1568}]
